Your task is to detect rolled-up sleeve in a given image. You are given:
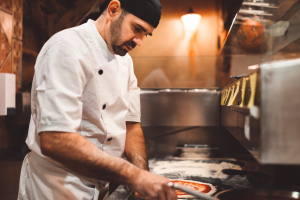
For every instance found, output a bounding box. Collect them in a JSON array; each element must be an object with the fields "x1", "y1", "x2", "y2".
[
  {"x1": 34, "y1": 39, "x2": 89, "y2": 134},
  {"x1": 125, "y1": 58, "x2": 141, "y2": 123}
]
